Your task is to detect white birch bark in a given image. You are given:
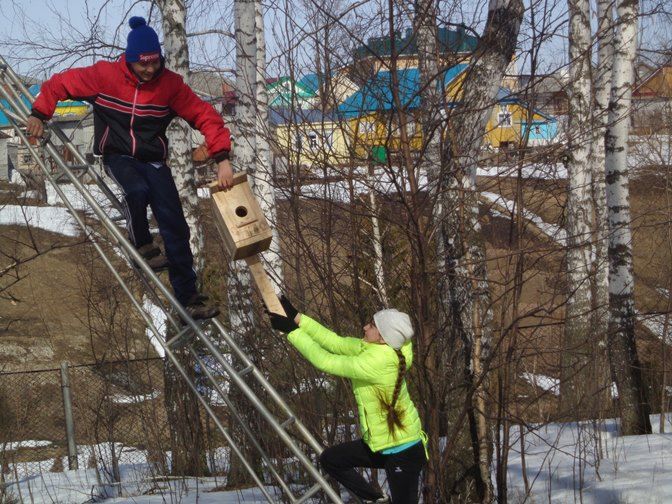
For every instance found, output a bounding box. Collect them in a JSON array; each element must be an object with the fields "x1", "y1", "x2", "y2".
[
  {"x1": 156, "y1": 0, "x2": 208, "y2": 476},
  {"x1": 589, "y1": 0, "x2": 614, "y2": 412},
  {"x1": 159, "y1": 0, "x2": 203, "y2": 272},
  {"x1": 229, "y1": 1, "x2": 258, "y2": 331},
  {"x1": 430, "y1": 0, "x2": 523, "y2": 499},
  {"x1": 225, "y1": 0, "x2": 263, "y2": 486},
  {"x1": 561, "y1": 0, "x2": 595, "y2": 413},
  {"x1": 253, "y1": 0, "x2": 284, "y2": 288},
  {"x1": 605, "y1": 0, "x2": 652, "y2": 435},
  {"x1": 367, "y1": 163, "x2": 388, "y2": 306}
]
